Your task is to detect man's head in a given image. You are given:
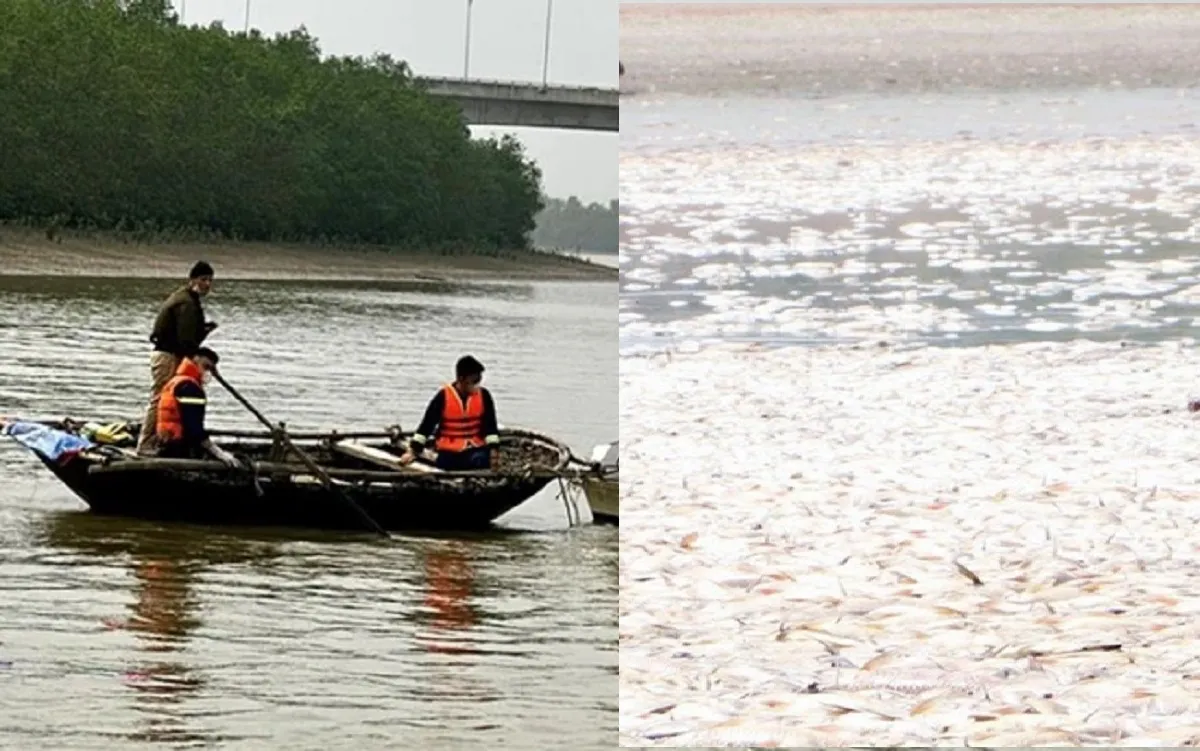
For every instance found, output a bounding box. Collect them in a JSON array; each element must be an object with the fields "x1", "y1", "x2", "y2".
[
  {"x1": 193, "y1": 347, "x2": 220, "y2": 383},
  {"x1": 188, "y1": 261, "x2": 214, "y2": 296},
  {"x1": 454, "y1": 355, "x2": 485, "y2": 393}
]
